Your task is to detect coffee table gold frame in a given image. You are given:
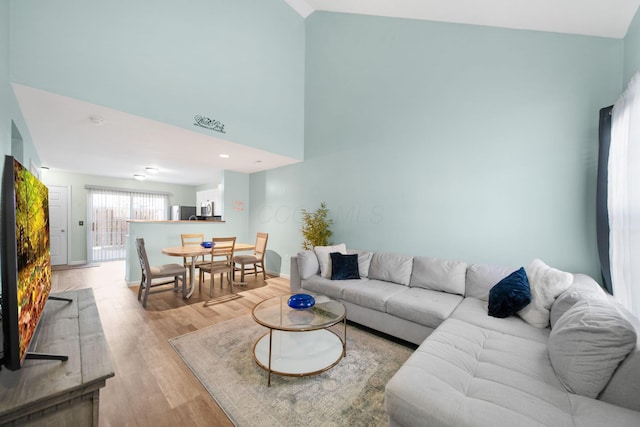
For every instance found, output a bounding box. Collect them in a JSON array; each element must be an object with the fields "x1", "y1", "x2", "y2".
[{"x1": 251, "y1": 294, "x2": 347, "y2": 386}]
